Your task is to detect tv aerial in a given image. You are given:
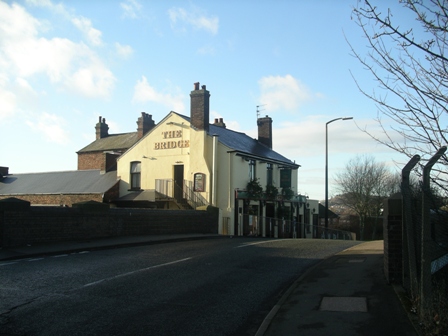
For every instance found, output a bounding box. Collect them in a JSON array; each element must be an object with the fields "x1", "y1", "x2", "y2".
[{"x1": 256, "y1": 104, "x2": 266, "y2": 119}]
